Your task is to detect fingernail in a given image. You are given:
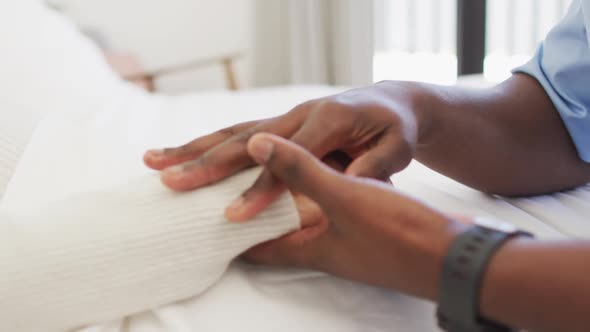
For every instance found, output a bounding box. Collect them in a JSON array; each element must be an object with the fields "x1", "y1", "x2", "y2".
[
  {"x1": 163, "y1": 164, "x2": 185, "y2": 175},
  {"x1": 226, "y1": 197, "x2": 246, "y2": 222},
  {"x1": 251, "y1": 139, "x2": 274, "y2": 164},
  {"x1": 146, "y1": 149, "x2": 165, "y2": 163},
  {"x1": 147, "y1": 149, "x2": 164, "y2": 156}
]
